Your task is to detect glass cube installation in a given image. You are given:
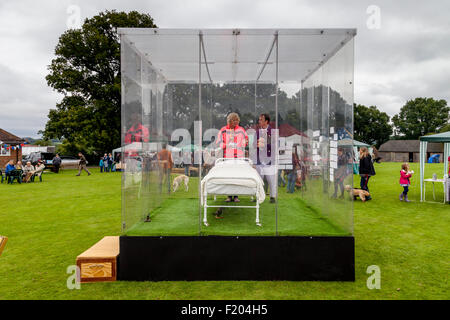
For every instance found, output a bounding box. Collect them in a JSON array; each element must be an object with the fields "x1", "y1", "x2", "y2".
[{"x1": 119, "y1": 29, "x2": 355, "y2": 237}]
